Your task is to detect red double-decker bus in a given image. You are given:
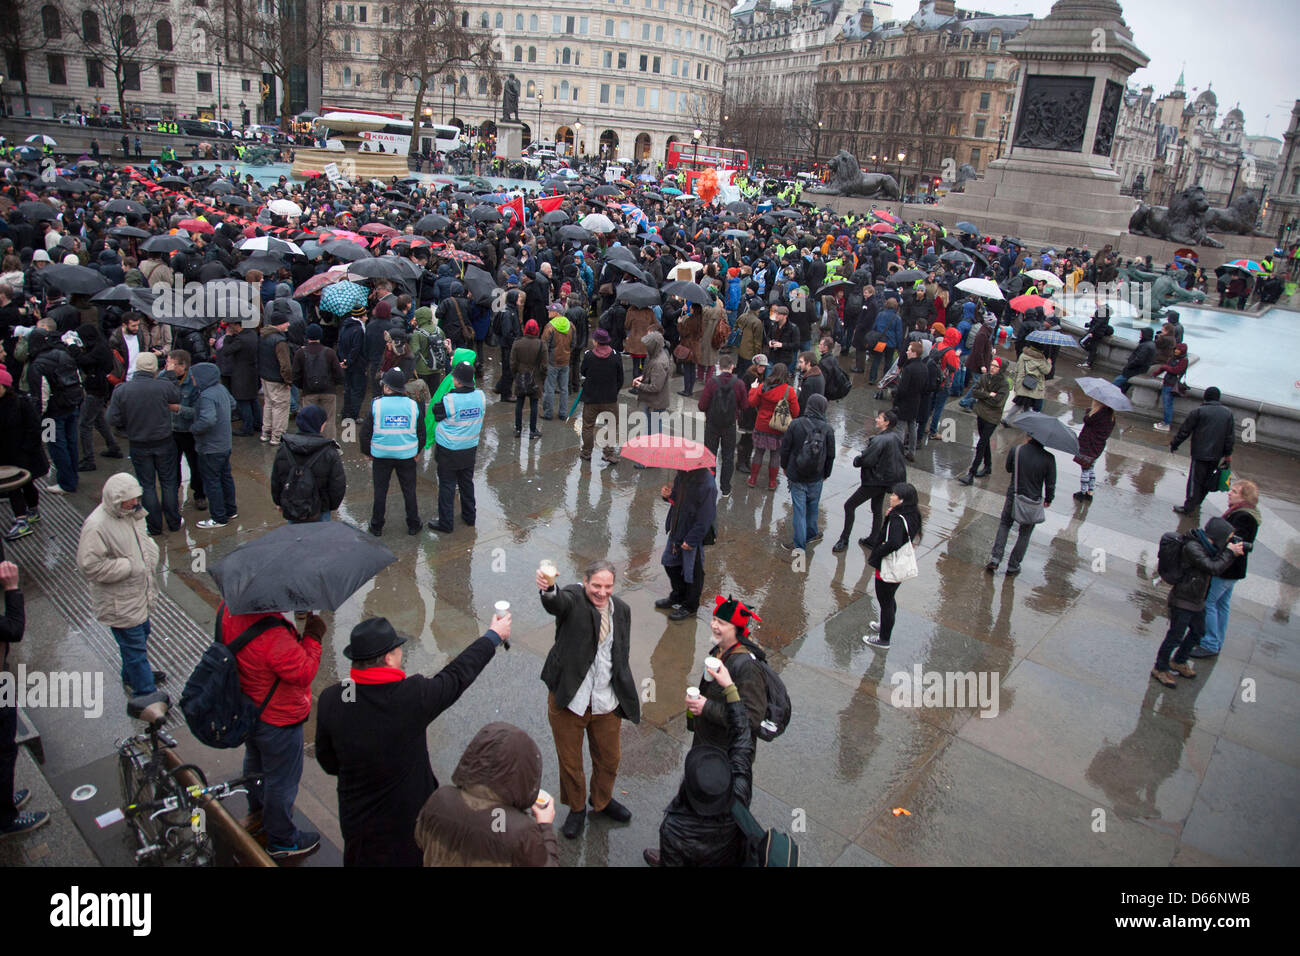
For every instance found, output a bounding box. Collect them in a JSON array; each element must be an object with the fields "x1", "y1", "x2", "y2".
[{"x1": 666, "y1": 142, "x2": 749, "y2": 172}]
